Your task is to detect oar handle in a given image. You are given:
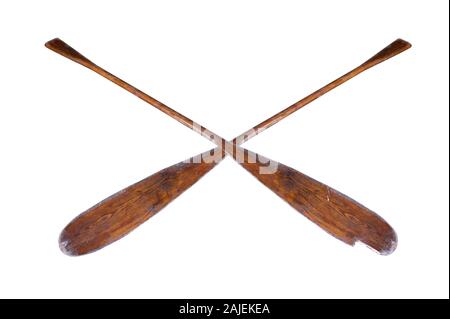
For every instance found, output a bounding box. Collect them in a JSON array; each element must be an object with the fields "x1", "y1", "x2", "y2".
[
  {"x1": 45, "y1": 38, "x2": 95, "y2": 69},
  {"x1": 361, "y1": 38, "x2": 411, "y2": 69}
]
